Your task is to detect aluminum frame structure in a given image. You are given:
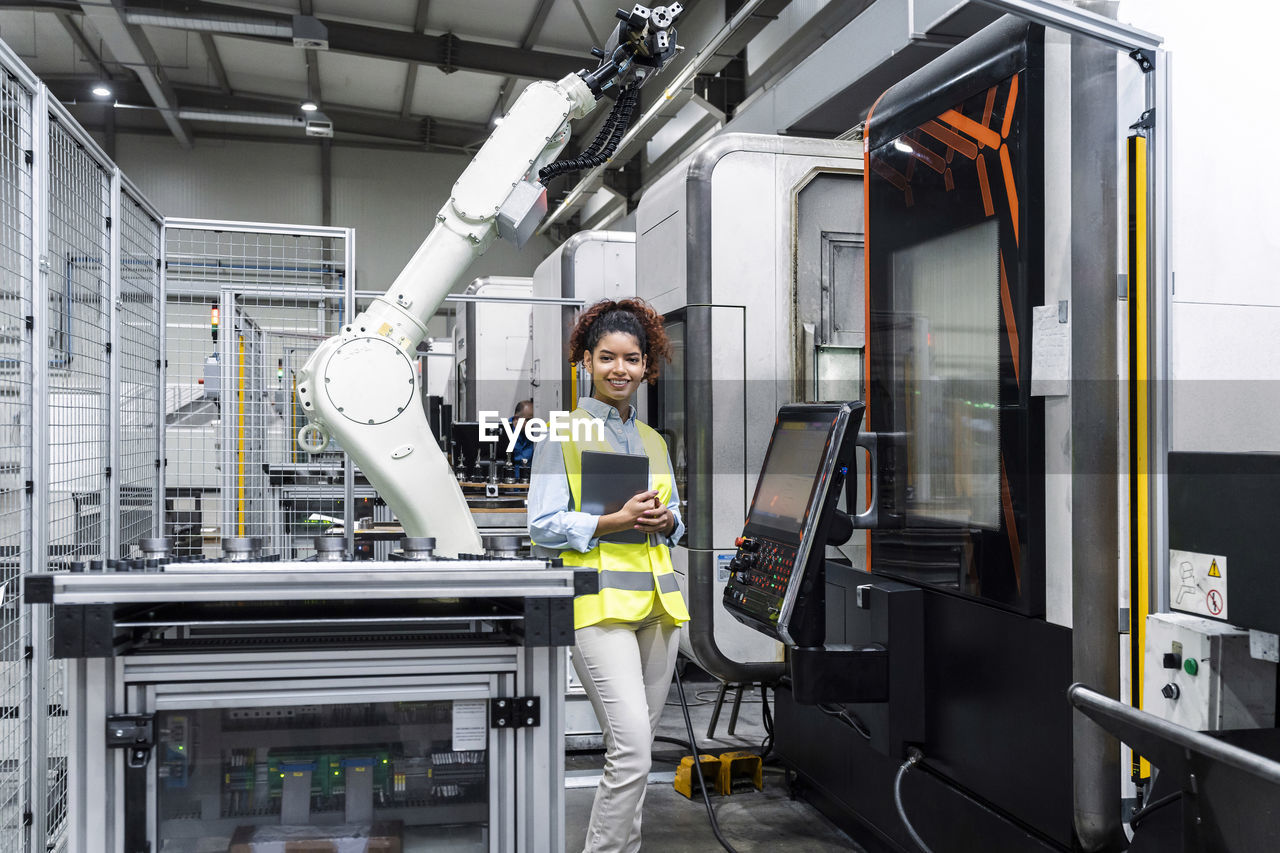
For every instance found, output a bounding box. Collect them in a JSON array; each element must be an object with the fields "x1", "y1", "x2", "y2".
[
  {"x1": 162, "y1": 218, "x2": 356, "y2": 559},
  {"x1": 38, "y1": 561, "x2": 573, "y2": 852},
  {"x1": 0, "y1": 35, "x2": 166, "y2": 853}
]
